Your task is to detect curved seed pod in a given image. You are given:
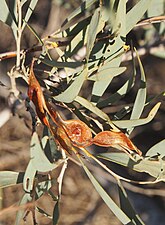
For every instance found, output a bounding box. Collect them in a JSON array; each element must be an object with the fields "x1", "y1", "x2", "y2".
[
  {"x1": 45, "y1": 101, "x2": 93, "y2": 147},
  {"x1": 60, "y1": 119, "x2": 93, "y2": 147},
  {"x1": 54, "y1": 126, "x2": 77, "y2": 155},
  {"x1": 93, "y1": 131, "x2": 142, "y2": 156},
  {"x1": 28, "y1": 60, "x2": 50, "y2": 127}
]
